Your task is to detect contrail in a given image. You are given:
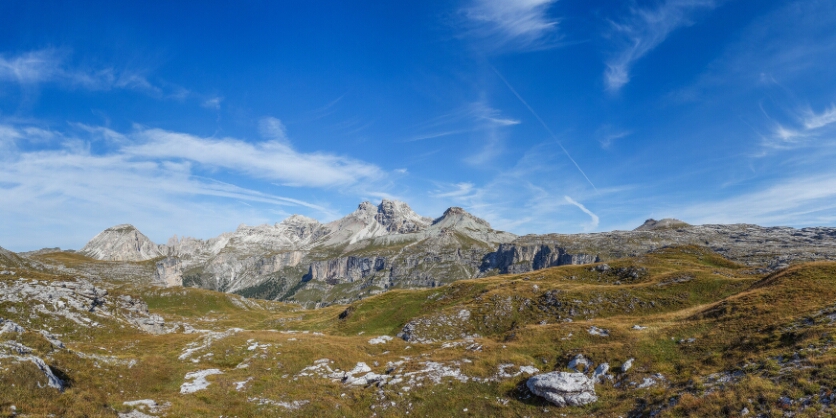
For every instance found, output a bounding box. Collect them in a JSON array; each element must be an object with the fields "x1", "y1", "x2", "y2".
[{"x1": 491, "y1": 66, "x2": 598, "y2": 192}]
